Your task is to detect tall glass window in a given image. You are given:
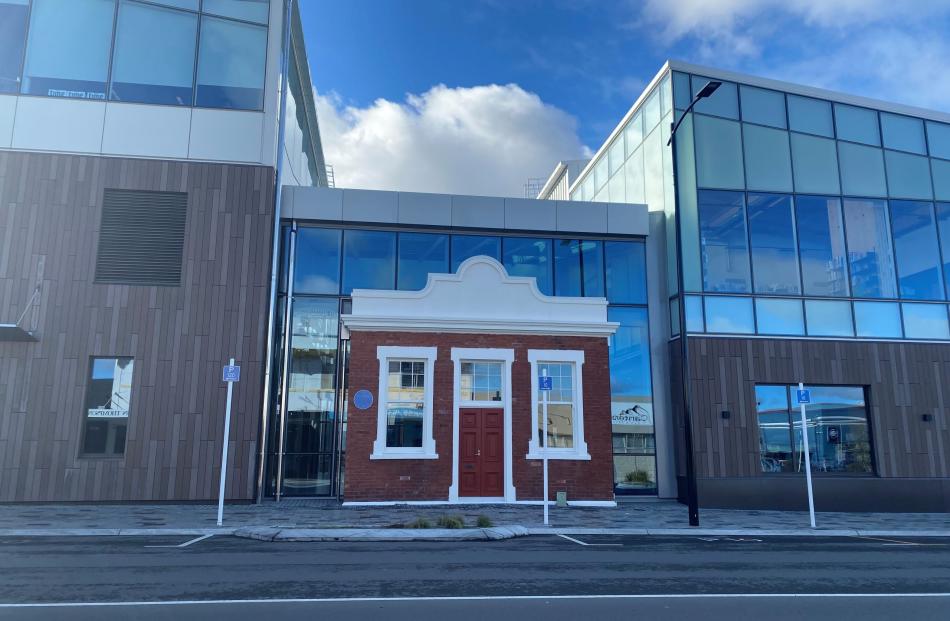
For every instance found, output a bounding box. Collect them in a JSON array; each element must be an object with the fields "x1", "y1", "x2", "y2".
[
  {"x1": 195, "y1": 15, "x2": 267, "y2": 109},
  {"x1": 503, "y1": 237, "x2": 552, "y2": 295},
  {"x1": 747, "y1": 193, "x2": 800, "y2": 294},
  {"x1": 581, "y1": 240, "x2": 605, "y2": 297},
  {"x1": 796, "y1": 196, "x2": 849, "y2": 297},
  {"x1": 284, "y1": 297, "x2": 338, "y2": 496},
  {"x1": 698, "y1": 190, "x2": 751, "y2": 293},
  {"x1": 755, "y1": 385, "x2": 793, "y2": 473},
  {"x1": 936, "y1": 203, "x2": 950, "y2": 297},
  {"x1": 843, "y1": 198, "x2": 898, "y2": 298},
  {"x1": 554, "y1": 239, "x2": 582, "y2": 297},
  {"x1": 22, "y1": 0, "x2": 116, "y2": 99},
  {"x1": 294, "y1": 227, "x2": 341, "y2": 295},
  {"x1": 397, "y1": 233, "x2": 448, "y2": 291},
  {"x1": 834, "y1": 104, "x2": 880, "y2": 146},
  {"x1": 451, "y1": 235, "x2": 500, "y2": 270},
  {"x1": 0, "y1": 1, "x2": 29, "y2": 94},
  {"x1": 608, "y1": 307, "x2": 655, "y2": 494},
  {"x1": 889, "y1": 200, "x2": 944, "y2": 300},
  {"x1": 933, "y1": 160, "x2": 950, "y2": 202},
  {"x1": 81, "y1": 357, "x2": 134, "y2": 457},
  {"x1": 110, "y1": 1, "x2": 198, "y2": 105},
  {"x1": 341, "y1": 230, "x2": 396, "y2": 294},
  {"x1": 743, "y1": 124, "x2": 793, "y2": 192},
  {"x1": 694, "y1": 116, "x2": 745, "y2": 189},
  {"x1": 608, "y1": 137, "x2": 624, "y2": 176},
  {"x1": 624, "y1": 111, "x2": 643, "y2": 156},
  {"x1": 787, "y1": 95, "x2": 834, "y2": 137},
  {"x1": 605, "y1": 241, "x2": 647, "y2": 304}
]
